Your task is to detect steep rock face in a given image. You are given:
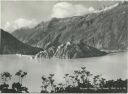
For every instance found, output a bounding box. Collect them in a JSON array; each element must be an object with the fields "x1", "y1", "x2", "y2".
[
  {"x1": 0, "y1": 29, "x2": 43, "y2": 55},
  {"x1": 12, "y1": 2, "x2": 128, "y2": 51},
  {"x1": 54, "y1": 41, "x2": 107, "y2": 59},
  {"x1": 35, "y1": 41, "x2": 107, "y2": 59}
]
